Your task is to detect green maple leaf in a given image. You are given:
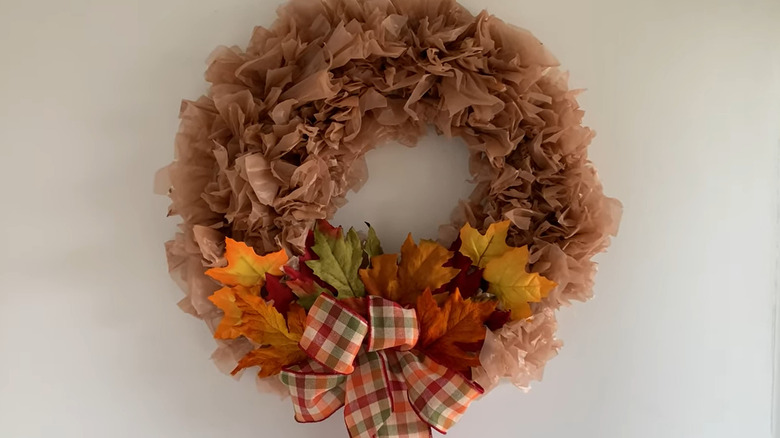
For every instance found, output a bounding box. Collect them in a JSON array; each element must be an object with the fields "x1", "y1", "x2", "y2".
[
  {"x1": 297, "y1": 291, "x2": 322, "y2": 310},
  {"x1": 306, "y1": 226, "x2": 366, "y2": 298},
  {"x1": 364, "y1": 223, "x2": 384, "y2": 262}
]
